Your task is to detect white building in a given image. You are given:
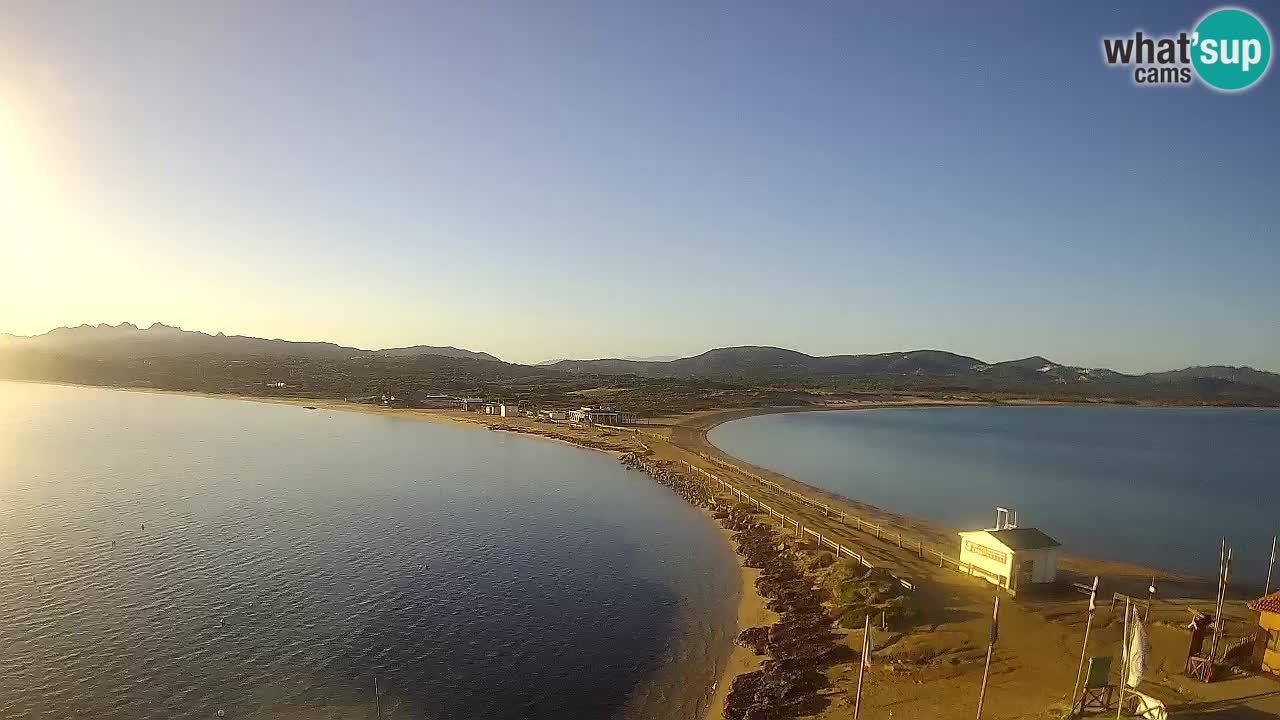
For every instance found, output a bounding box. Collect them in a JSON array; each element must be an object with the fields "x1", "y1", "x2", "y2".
[
  {"x1": 499, "y1": 402, "x2": 519, "y2": 418},
  {"x1": 958, "y1": 513, "x2": 1060, "y2": 594},
  {"x1": 539, "y1": 410, "x2": 569, "y2": 421},
  {"x1": 568, "y1": 407, "x2": 634, "y2": 425}
]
